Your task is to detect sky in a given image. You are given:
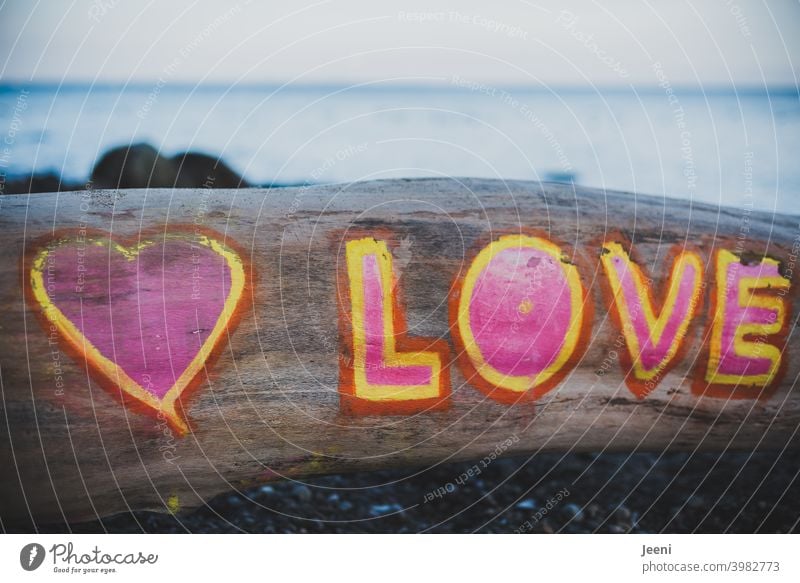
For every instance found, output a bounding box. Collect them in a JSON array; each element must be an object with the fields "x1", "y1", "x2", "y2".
[{"x1": 0, "y1": 0, "x2": 798, "y2": 88}]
